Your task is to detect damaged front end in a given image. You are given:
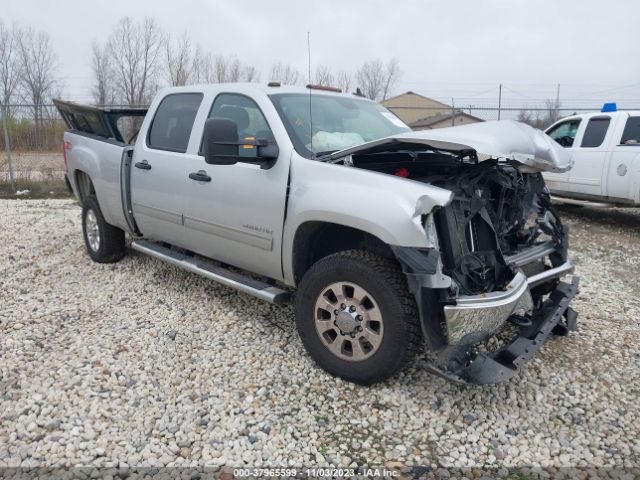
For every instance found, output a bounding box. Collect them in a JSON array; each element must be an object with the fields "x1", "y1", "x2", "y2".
[
  {"x1": 395, "y1": 160, "x2": 579, "y2": 384},
  {"x1": 328, "y1": 123, "x2": 579, "y2": 384}
]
